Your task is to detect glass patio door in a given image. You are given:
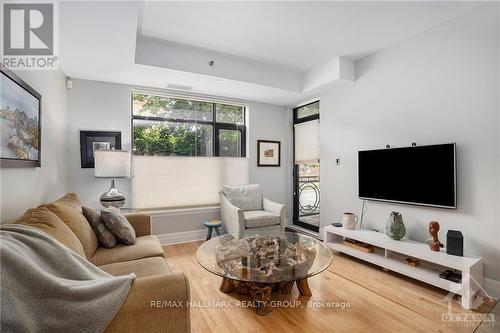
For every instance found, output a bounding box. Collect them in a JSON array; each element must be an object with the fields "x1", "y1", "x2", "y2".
[{"x1": 293, "y1": 101, "x2": 320, "y2": 232}]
